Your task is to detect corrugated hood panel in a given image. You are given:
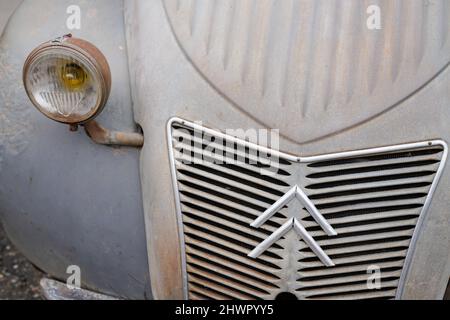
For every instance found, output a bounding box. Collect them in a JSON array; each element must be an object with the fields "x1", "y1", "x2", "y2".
[{"x1": 163, "y1": 0, "x2": 450, "y2": 143}]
